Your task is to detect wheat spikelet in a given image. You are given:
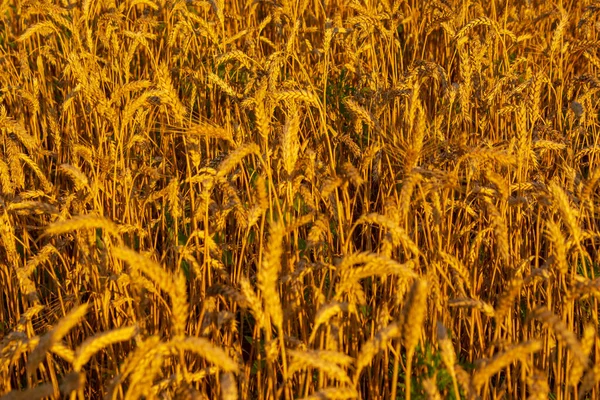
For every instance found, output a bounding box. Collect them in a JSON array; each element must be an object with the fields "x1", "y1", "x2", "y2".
[
  {"x1": 533, "y1": 139, "x2": 566, "y2": 152},
  {"x1": 239, "y1": 278, "x2": 266, "y2": 329},
  {"x1": 184, "y1": 121, "x2": 235, "y2": 144},
  {"x1": 208, "y1": 284, "x2": 250, "y2": 309},
  {"x1": 6, "y1": 139, "x2": 24, "y2": 191},
  {"x1": 17, "y1": 21, "x2": 58, "y2": 42},
  {"x1": 45, "y1": 214, "x2": 120, "y2": 237},
  {"x1": 579, "y1": 364, "x2": 600, "y2": 399},
  {"x1": 121, "y1": 90, "x2": 156, "y2": 127},
  {"x1": 299, "y1": 387, "x2": 358, "y2": 400},
  {"x1": 484, "y1": 199, "x2": 510, "y2": 266},
  {"x1": 209, "y1": 72, "x2": 242, "y2": 99},
  {"x1": 548, "y1": 181, "x2": 581, "y2": 244},
  {"x1": 7, "y1": 200, "x2": 58, "y2": 216},
  {"x1": 527, "y1": 366, "x2": 550, "y2": 400},
  {"x1": 109, "y1": 79, "x2": 153, "y2": 105},
  {"x1": 399, "y1": 279, "x2": 428, "y2": 400},
  {"x1": 354, "y1": 322, "x2": 401, "y2": 380},
  {"x1": 401, "y1": 279, "x2": 428, "y2": 351},
  {"x1": 336, "y1": 253, "x2": 418, "y2": 300},
  {"x1": 18, "y1": 153, "x2": 53, "y2": 192},
  {"x1": 49, "y1": 341, "x2": 75, "y2": 364},
  {"x1": 337, "y1": 134, "x2": 362, "y2": 159},
  {"x1": 274, "y1": 89, "x2": 321, "y2": 107},
  {"x1": 310, "y1": 302, "x2": 353, "y2": 344},
  {"x1": 352, "y1": 213, "x2": 419, "y2": 256},
  {"x1": 72, "y1": 325, "x2": 138, "y2": 371},
  {"x1": 169, "y1": 337, "x2": 238, "y2": 373},
  {"x1": 216, "y1": 49, "x2": 253, "y2": 70},
  {"x1": 568, "y1": 324, "x2": 595, "y2": 386},
  {"x1": 437, "y1": 322, "x2": 461, "y2": 399},
  {"x1": 494, "y1": 275, "x2": 523, "y2": 320},
  {"x1": 448, "y1": 298, "x2": 495, "y2": 318},
  {"x1": 1, "y1": 333, "x2": 32, "y2": 370},
  {"x1": 398, "y1": 171, "x2": 423, "y2": 221},
  {"x1": 27, "y1": 303, "x2": 89, "y2": 375},
  {"x1": 454, "y1": 17, "x2": 497, "y2": 41},
  {"x1": 155, "y1": 63, "x2": 187, "y2": 121},
  {"x1": 471, "y1": 340, "x2": 542, "y2": 392},
  {"x1": 105, "y1": 336, "x2": 162, "y2": 397},
  {"x1": 343, "y1": 98, "x2": 379, "y2": 130},
  {"x1": 550, "y1": 10, "x2": 569, "y2": 57},
  {"x1": 253, "y1": 79, "x2": 271, "y2": 142},
  {"x1": 112, "y1": 247, "x2": 188, "y2": 335},
  {"x1": 281, "y1": 102, "x2": 301, "y2": 176},
  {"x1": 126, "y1": 344, "x2": 169, "y2": 399},
  {"x1": 439, "y1": 251, "x2": 473, "y2": 296},
  {"x1": 289, "y1": 349, "x2": 352, "y2": 384},
  {"x1": 59, "y1": 371, "x2": 85, "y2": 396},
  {"x1": 528, "y1": 307, "x2": 587, "y2": 366},
  {"x1": 545, "y1": 220, "x2": 569, "y2": 274},
  {"x1": 216, "y1": 143, "x2": 261, "y2": 179},
  {"x1": 166, "y1": 177, "x2": 181, "y2": 221},
  {"x1": 58, "y1": 164, "x2": 89, "y2": 192},
  {"x1": 220, "y1": 372, "x2": 238, "y2": 400},
  {"x1": 0, "y1": 158, "x2": 14, "y2": 195},
  {"x1": 460, "y1": 147, "x2": 516, "y2": 167},
  {"x1": 257, "y1": 221, "x2": 285, "y2": 330},
  {"x1": 422, "y1": 377, "x2": 442, "y2": 400},
  {"x1": 0, "y1": 383, "x2": 54, "y2": 400}
]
